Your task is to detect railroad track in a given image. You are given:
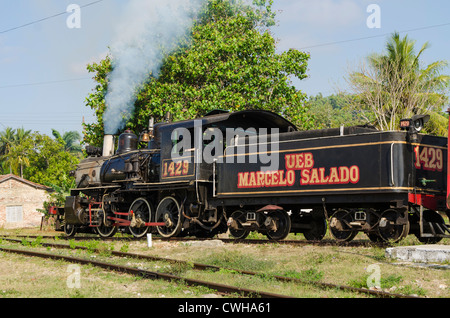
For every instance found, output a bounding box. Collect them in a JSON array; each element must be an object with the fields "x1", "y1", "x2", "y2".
[
  {"x1": 0, "y1": 234, "x2": 390, "y2": 248},
  {"x1": 0, "y1": 242, "x2": 289, "y2": 298},
  {"x1": 0, "y1": 237, "x2": 417, "y2": 299}
]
